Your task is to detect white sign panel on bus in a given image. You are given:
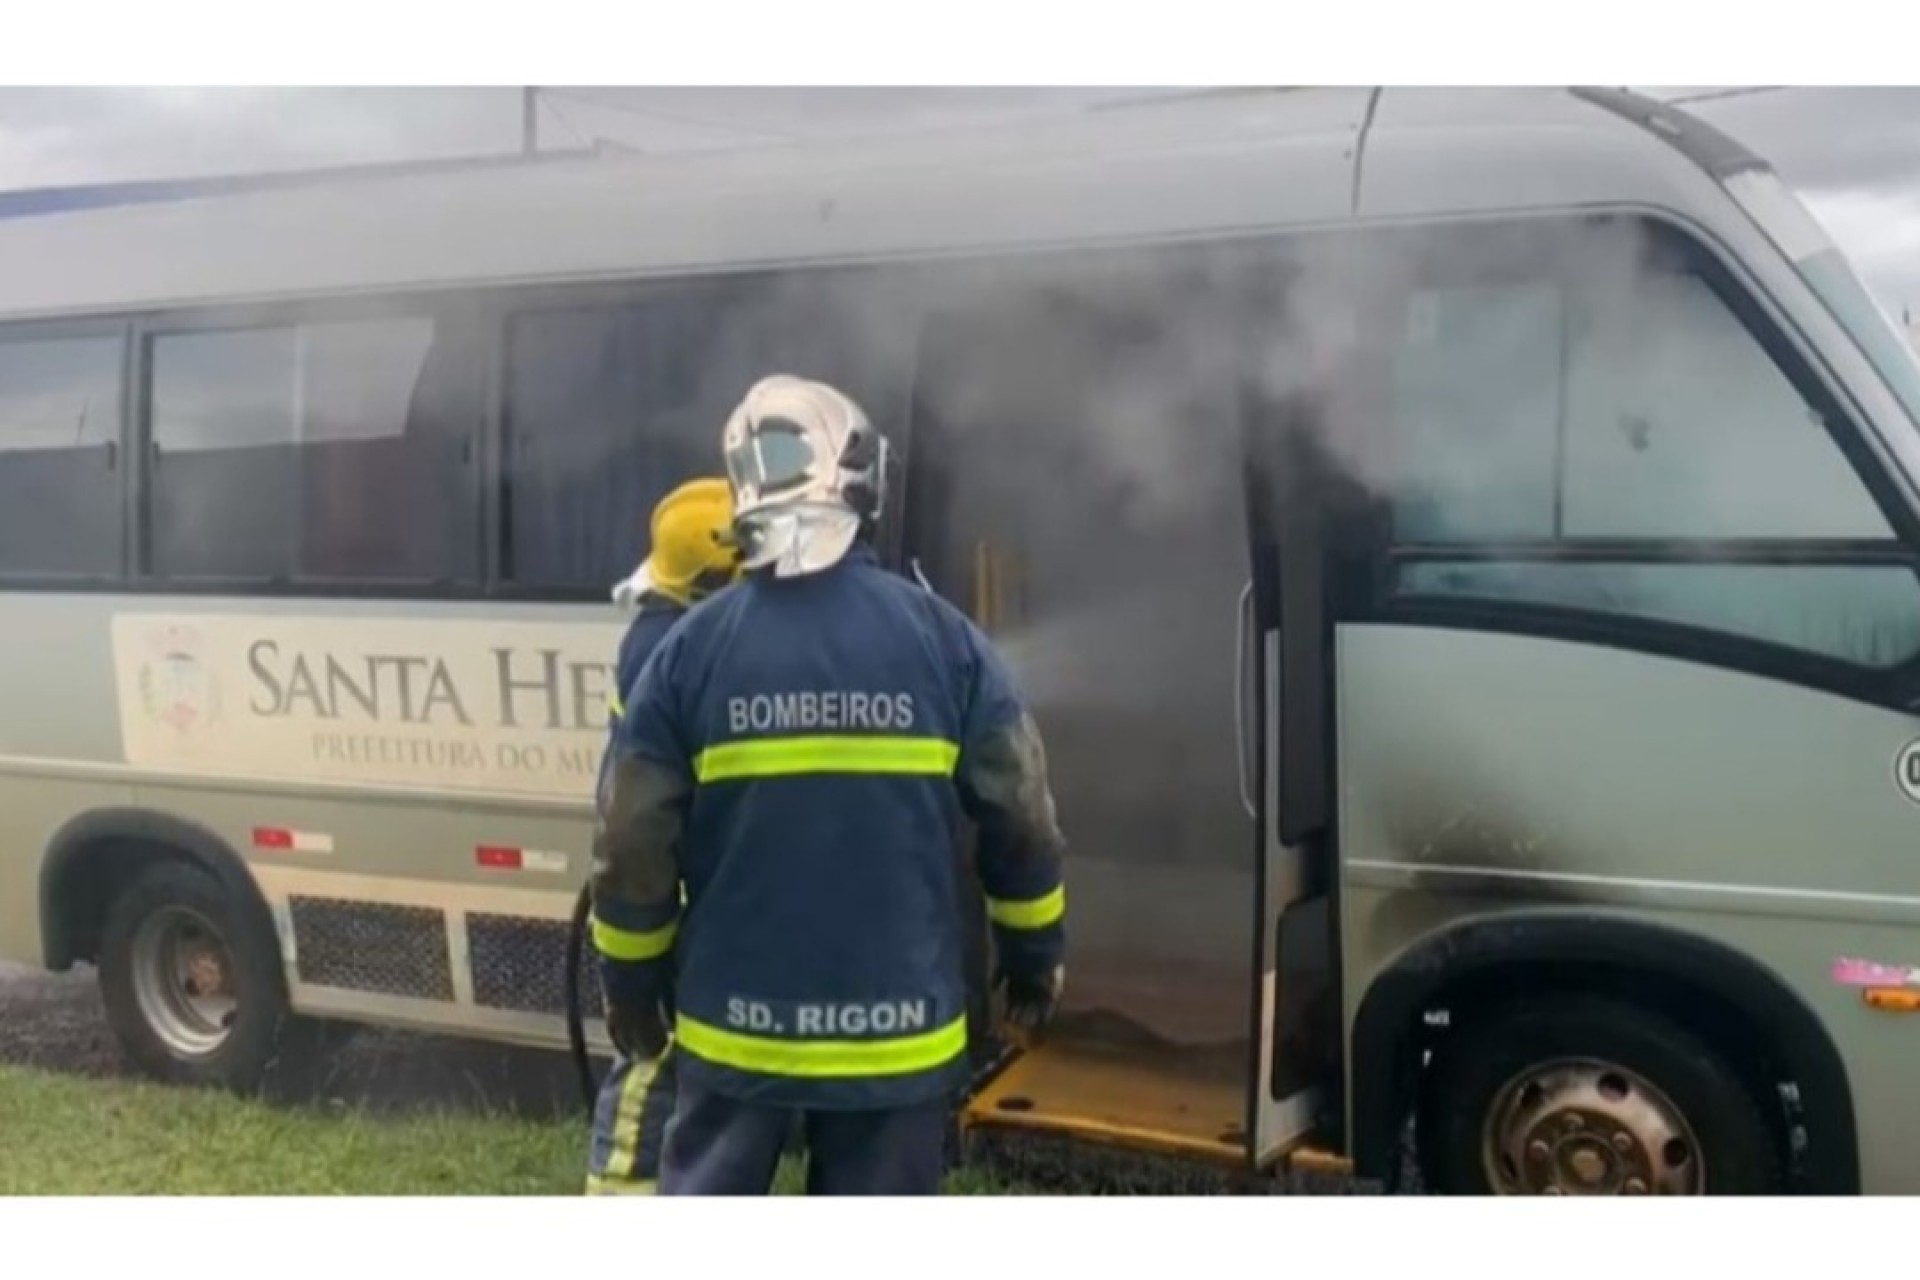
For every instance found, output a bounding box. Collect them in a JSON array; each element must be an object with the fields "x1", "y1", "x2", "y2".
[{"x1": 111, "y1": 613, "x2": 627, "y2": 798}]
